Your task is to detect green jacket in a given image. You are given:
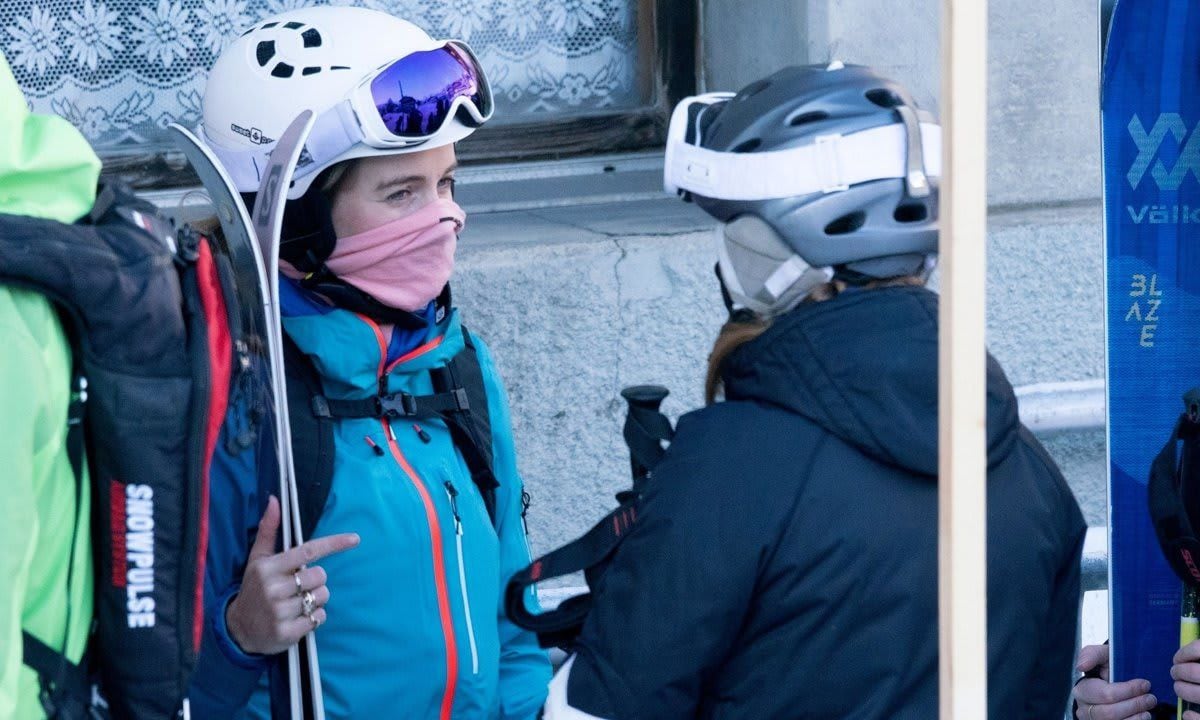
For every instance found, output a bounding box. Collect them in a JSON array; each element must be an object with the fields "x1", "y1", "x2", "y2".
[{"x1": 0, "y1": 52, "x2": 101, "y2": 720}]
